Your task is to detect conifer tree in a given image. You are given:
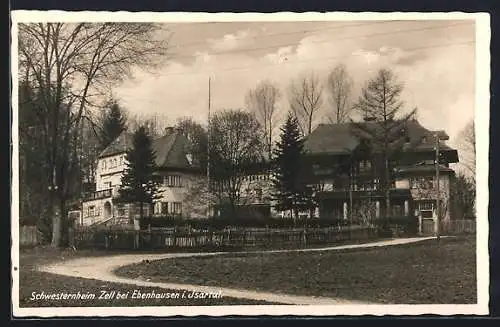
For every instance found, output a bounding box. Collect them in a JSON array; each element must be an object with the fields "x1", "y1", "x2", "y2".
[
  {"x1": 117, "y1": 126, "x2": 161, "y2": 220},
  {"x1": 100, "y1": 100, "x2": 127, "y2": 150},
  {"x1": 272, "y1": 113, "x2": 315, "y2": 222}
]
